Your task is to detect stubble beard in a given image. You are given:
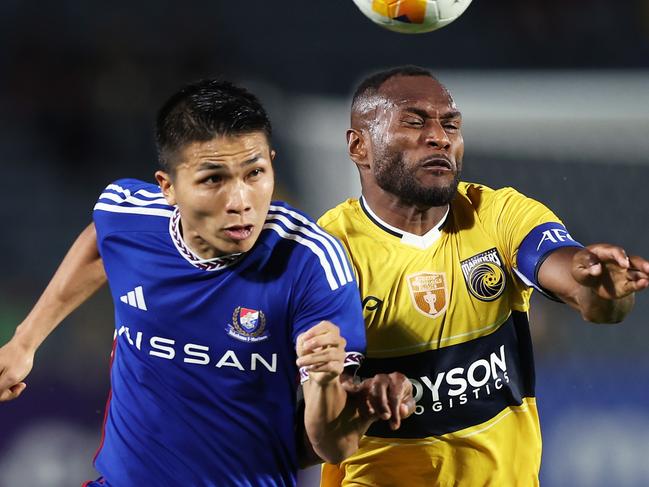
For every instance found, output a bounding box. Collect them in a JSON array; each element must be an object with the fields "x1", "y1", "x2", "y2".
[{"x1": 373, "y1": 150, "x2": 461, "y2": 207}]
